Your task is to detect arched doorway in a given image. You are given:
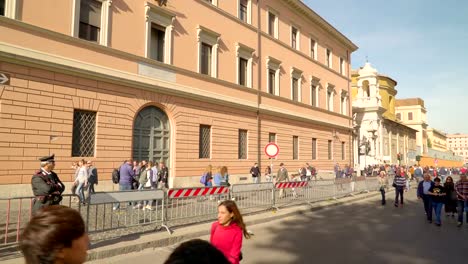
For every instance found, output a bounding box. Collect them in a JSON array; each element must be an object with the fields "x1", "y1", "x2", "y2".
[{"x1": 132, "y1": 106, "x2": 170, "y2": 166}]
